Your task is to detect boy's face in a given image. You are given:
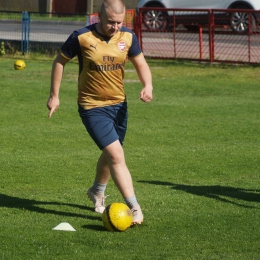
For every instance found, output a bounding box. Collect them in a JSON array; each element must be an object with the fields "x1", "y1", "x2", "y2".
[{"x1": 99, "y1": 9, "x2": 125, "y2": 37}]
